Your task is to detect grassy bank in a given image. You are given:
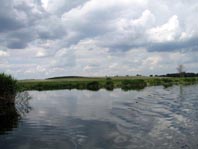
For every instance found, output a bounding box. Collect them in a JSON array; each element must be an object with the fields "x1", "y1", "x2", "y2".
[{"x1": 18, "y1": 76, "x2": 198, "y2": 91}]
